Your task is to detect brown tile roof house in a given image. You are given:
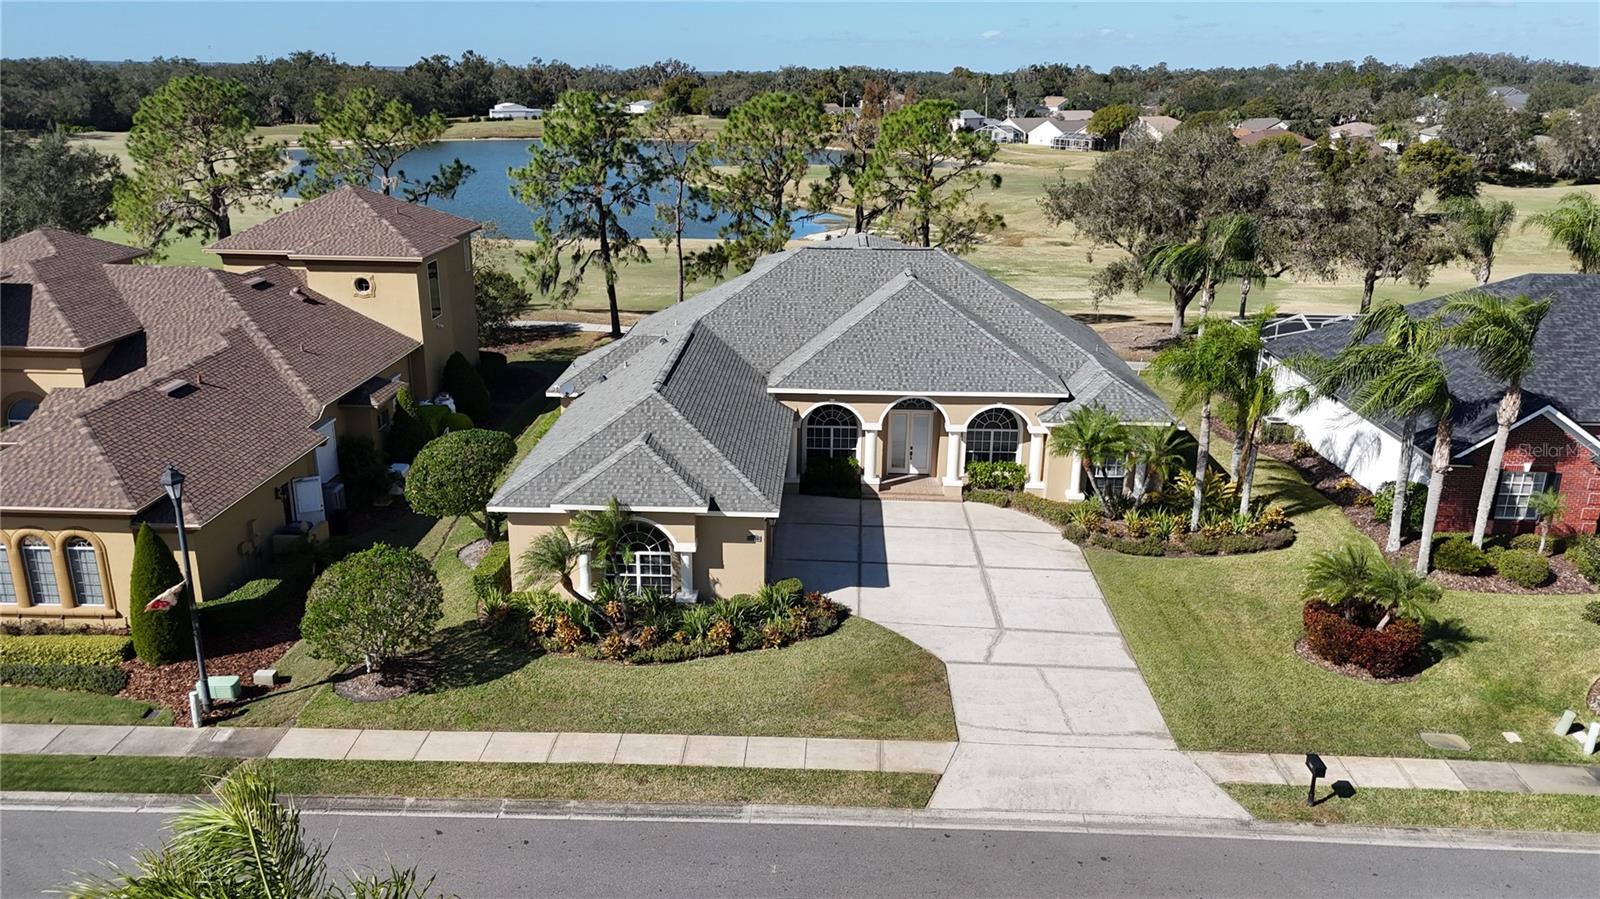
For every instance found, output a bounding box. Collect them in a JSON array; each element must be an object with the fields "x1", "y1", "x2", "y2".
[
  {"x1": 208, "y1": 186, "x2": 479, "y2": 260},
  {"x1": 1, "y1": 238, "x2": 418, "y2": 527}
]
